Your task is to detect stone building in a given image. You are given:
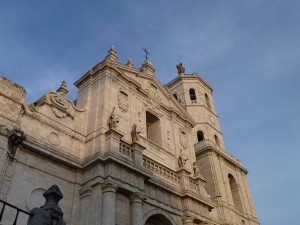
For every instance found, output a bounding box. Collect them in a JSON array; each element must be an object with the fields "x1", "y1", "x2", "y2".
[{"x1": 0, "y1": 46, "x2": 260, "y2": 225}]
